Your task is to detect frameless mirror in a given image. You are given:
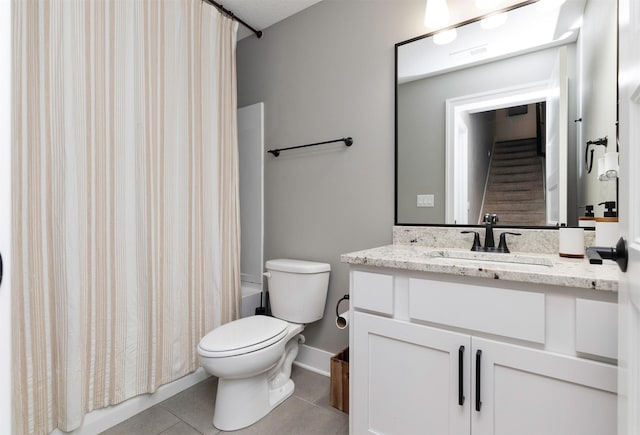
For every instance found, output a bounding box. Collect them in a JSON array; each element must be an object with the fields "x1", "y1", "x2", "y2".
[{"x1": 395, "y1": 0, "x2": 618, "y2": 227}]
